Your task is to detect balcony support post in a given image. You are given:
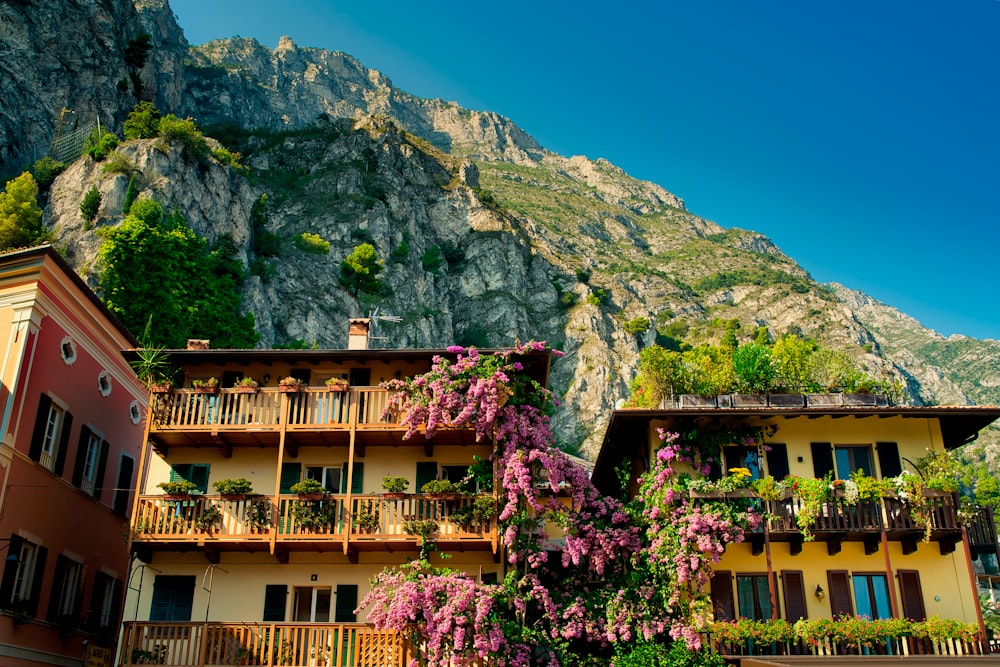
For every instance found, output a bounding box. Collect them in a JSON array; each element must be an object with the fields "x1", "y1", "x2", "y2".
[
  {"x1": 962, "y1": 522, "x2": 989, "y2": 653},
  {"x1": 128, "y1": 398, "x2": 157, "y2": 556},
  {"x1": 271, "y1": 394, "x2": 289, "y2": 557},
  {"x1": 345, "y1": 389, "x2": 359, "y2": 557},
  {"x1": 880, "y1": 525, "x2": 900, "y2": 619}
]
